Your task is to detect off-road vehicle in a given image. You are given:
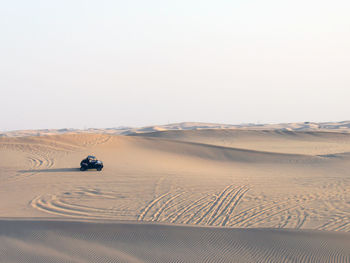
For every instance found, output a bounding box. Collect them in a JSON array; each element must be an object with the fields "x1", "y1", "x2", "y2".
[{"x1": 80, "y1": 155, "x2": 103, "y2": 171}]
